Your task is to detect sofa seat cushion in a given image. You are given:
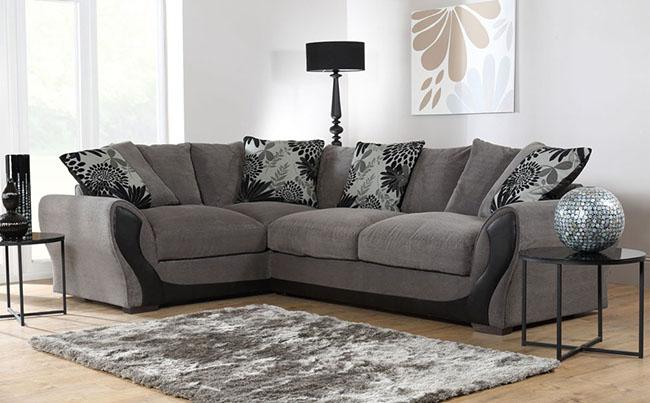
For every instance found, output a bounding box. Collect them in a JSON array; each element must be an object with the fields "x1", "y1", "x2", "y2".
[
  {"x1": 225, "y1": 201, "x2": 315, "y2": 226},
  {"x1": 268, "y1": 208, "x2": 399, "y2": 260},
  {"x1": 142, "y1": 205, "x2": 266, "y2": 261},
  {"x1": 358, "y1": 212, "x2": 485, "y2": 276}
]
